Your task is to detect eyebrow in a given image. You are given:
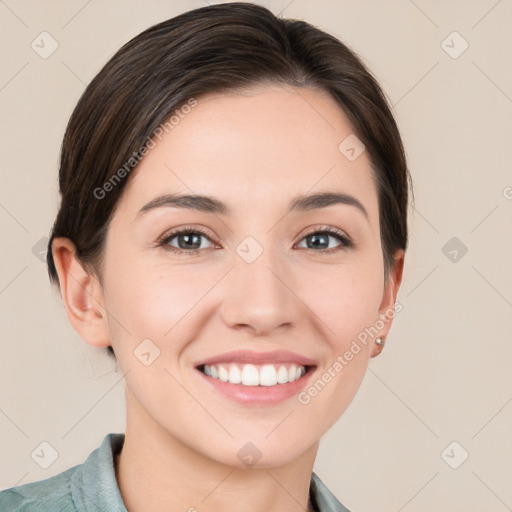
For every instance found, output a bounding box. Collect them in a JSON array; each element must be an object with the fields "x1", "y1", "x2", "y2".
[{"x1": 136, "y1": 191, "x2": 369, "y2": 220}]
